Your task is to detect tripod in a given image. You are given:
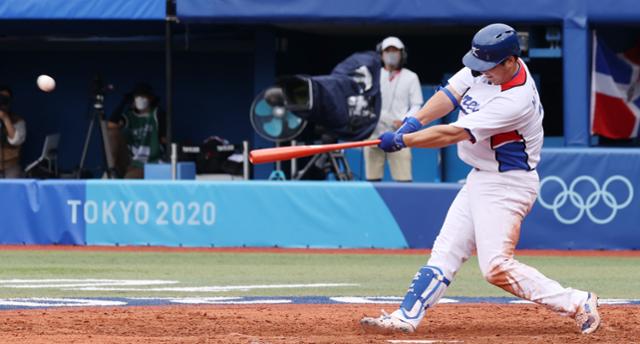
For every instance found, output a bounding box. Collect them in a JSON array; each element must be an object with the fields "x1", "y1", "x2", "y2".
[
  {"x1": 76, "y1": 93, "x2": 116, "y2": 179},
  {"x1": 293, "y1": 150, "x2": 353, "y2": 181}
]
